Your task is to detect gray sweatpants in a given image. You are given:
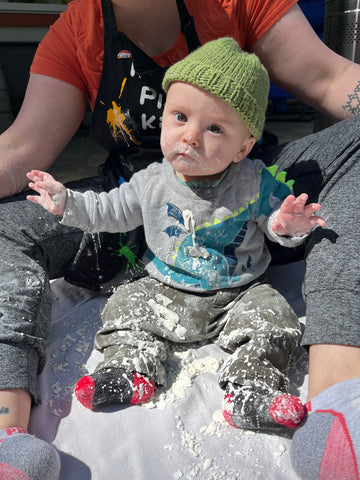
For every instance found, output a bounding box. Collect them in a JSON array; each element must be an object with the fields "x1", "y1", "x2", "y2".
[
  {"x1": 94, "y1": 275, "x2": 301, "y2": 390},
  {"x1": 0, "y1": 115, "x2": 359, "y2": 404}
]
